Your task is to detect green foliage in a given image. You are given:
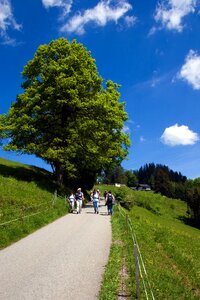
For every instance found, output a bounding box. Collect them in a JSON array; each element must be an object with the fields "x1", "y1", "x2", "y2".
[
  {"x1": 136, "y1": 163, "x2": 187, "y2": 187},
  {"x1": 114, "y1": 188, "x2": 127, "y2": 202},
  {"x1": 154, "y1": 168, "x2": 171, "y2": 196},
  {"x1": 125, "y1": 170, "x2": 138, "y2": 187},
  {"x1": 185, "y1": 181, "x2": 200, "y2": 226},
  {"x1": 100, "y1": 166, "x2": 138, "y2": 187},
  {"x1": 102, "y1": 165, "x2": 128, "y2": 185},
  {"x1": 193, "y1": 177, "x2": 200, "y2": 185},
  {"x1": 94, "y1": 184, "x2": 130, "y2": 200},
  {"x1": 1, "y1": 38, "x2": 130, "y2": 188},
  {"x1": 134, "y1": 163, "x2": 200, "y2": 225},
  {"x1": 95, "y1": 184, "x2": 134, "y2": 210}
]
